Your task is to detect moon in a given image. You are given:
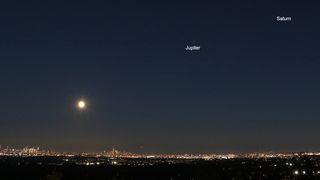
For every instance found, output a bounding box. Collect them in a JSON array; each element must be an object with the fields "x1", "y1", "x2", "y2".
[{"x1": 77, "y1": 100, "x2": 86, "y2": 109}]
